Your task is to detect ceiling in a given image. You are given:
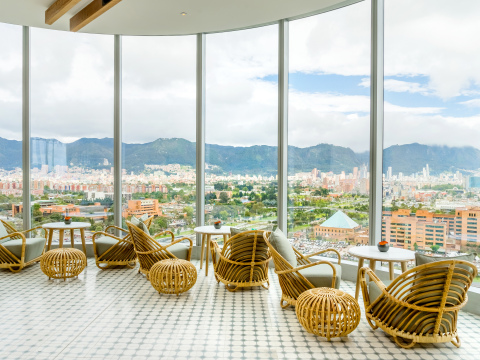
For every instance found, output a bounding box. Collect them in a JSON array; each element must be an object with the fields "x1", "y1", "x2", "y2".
[{"x1": 0, "y1": 0, "x2": 359, "y2": 36}]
